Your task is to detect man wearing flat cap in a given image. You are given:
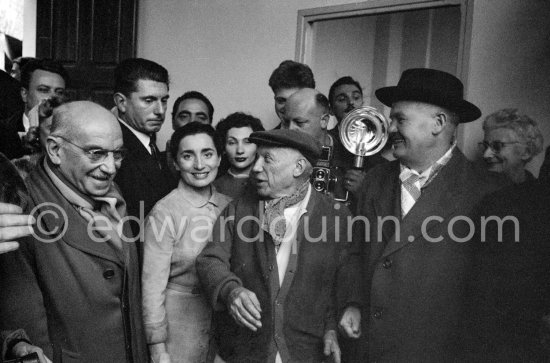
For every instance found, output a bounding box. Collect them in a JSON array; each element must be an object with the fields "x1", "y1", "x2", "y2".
[
  {"x1": 197, "y1": 129, "x2": 353, "y2": 363},
  {"x1": 338, "y1": 68, "x2": 502, "y2": 362}
]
